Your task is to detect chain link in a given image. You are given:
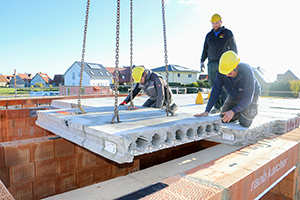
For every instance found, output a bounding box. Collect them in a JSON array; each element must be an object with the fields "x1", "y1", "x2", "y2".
[
  {"x1": 161, "y1": 0, "x2": 171, "y2": 116},
  {"x1": 77, "y1": 0, "x2": 90, "y2": 115},
  {"x1": 111, "y1": 0, "x2": 121, "y2": 123},
  {"x1": 128, "y1": 0, "x2": 134, "y2": 110}
]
